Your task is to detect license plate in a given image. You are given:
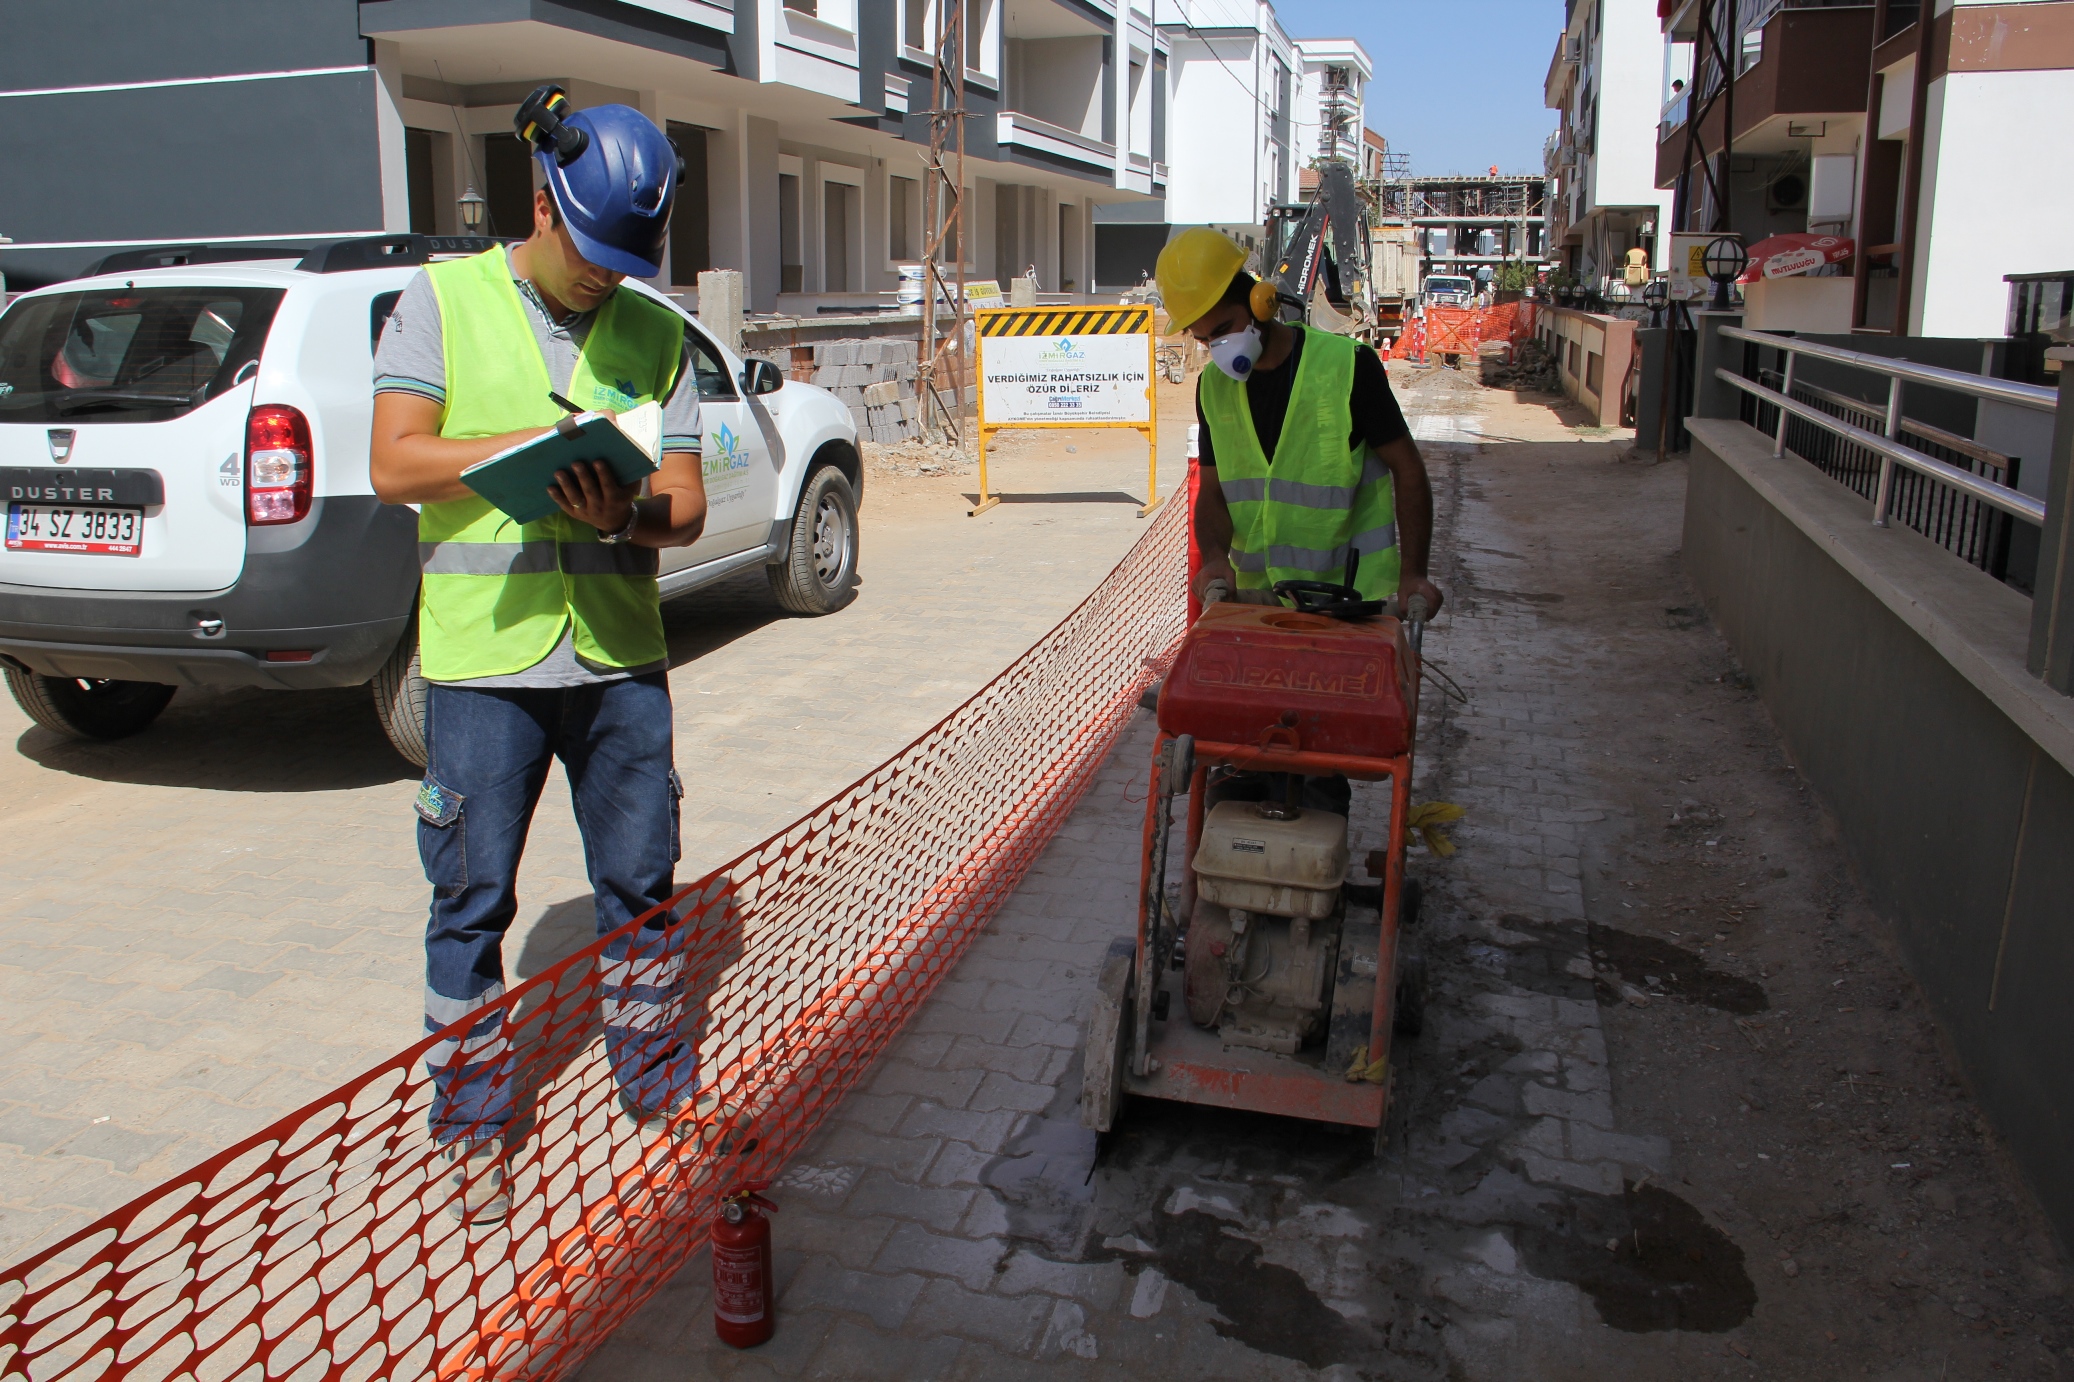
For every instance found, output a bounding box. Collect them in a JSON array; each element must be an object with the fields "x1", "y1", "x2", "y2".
[{"x1": 6, "y1": 503, "x2": 144, "y2": 556}]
